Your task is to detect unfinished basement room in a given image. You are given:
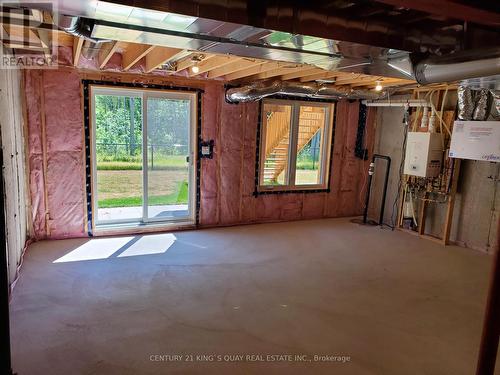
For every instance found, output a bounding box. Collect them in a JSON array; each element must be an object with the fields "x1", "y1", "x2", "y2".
[{"x1": 1, "y1": 1, "x2": 499, "y2": 374}]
